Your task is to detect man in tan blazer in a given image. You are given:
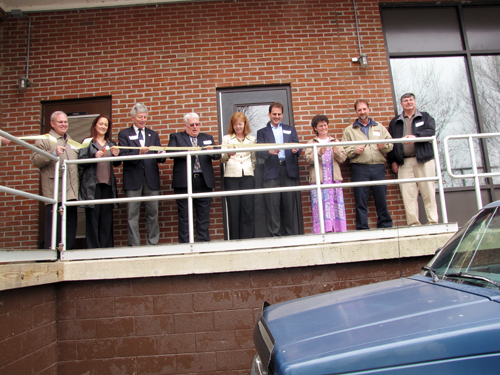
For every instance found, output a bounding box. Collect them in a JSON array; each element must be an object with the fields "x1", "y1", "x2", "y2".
[{"x1": 31, "y1": 111, "x2": 79, "y2": 249}]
